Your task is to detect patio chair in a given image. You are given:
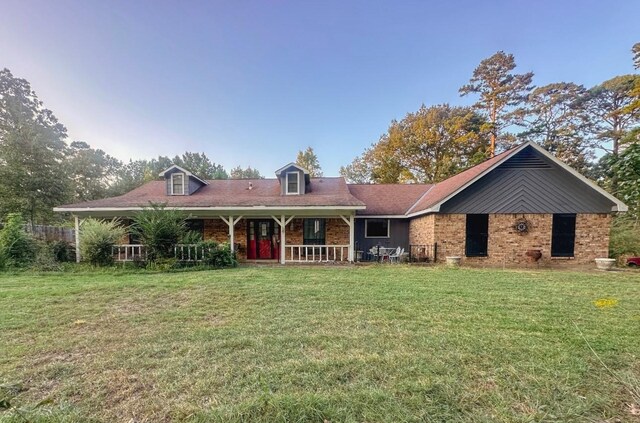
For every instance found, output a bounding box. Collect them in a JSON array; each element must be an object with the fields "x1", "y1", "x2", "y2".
[{"x1": 389, "y1": 247, "x2": 403, "y2": 263}]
